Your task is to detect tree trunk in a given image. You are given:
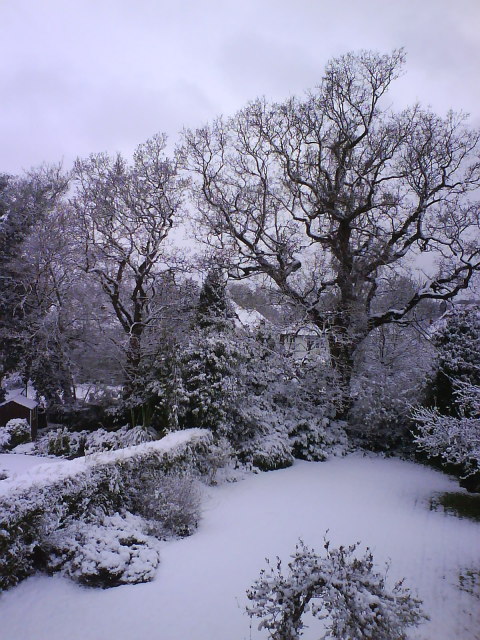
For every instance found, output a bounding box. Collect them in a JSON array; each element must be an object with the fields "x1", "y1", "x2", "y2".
[{"x1": 326, "y1": 325, "x2": 357, "y2": 419}]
